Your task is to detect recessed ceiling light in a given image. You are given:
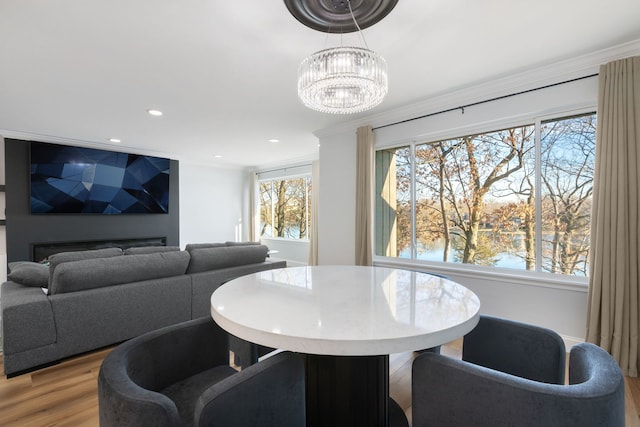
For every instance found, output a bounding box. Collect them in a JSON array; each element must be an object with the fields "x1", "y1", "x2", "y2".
[
  {"x1": 108, "y1": 138, "x2": 121, "y2": 143},
  {"x1": 214, "y1": 155, "x2": 223, "y2": 158},
  {"x1": 268, "y1": 139, "x2": 280, "y2": 143},
  {"x1": 147, "y1": 109, "x2": 163, "y2": 116}
]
